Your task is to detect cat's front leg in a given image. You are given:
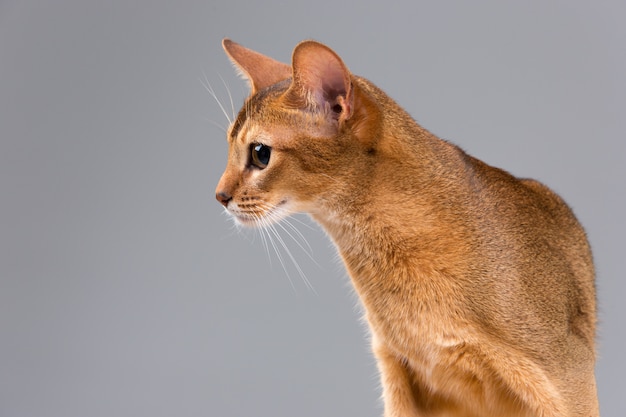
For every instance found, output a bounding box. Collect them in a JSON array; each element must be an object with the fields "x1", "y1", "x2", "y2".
[{"x1": 373, "y1": 341, "x2": 422, "y2": 417}]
